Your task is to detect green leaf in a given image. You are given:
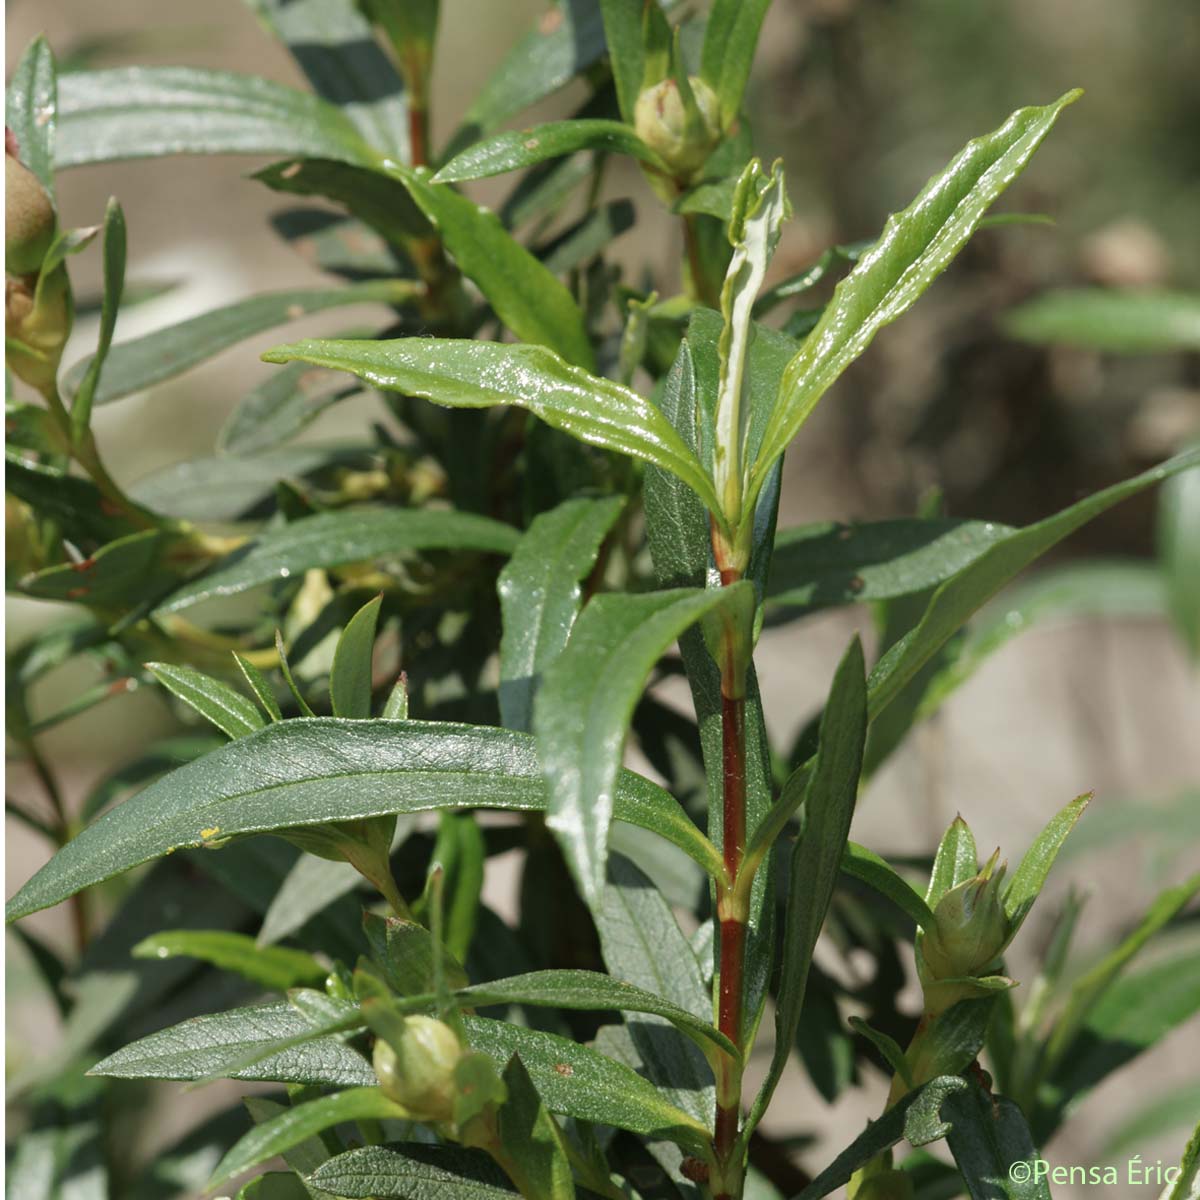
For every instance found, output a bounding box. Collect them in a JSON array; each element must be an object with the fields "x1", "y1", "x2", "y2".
[
  {"x1": 536, "y1": 584, "x2": 754, "y2": 903},
  {"x1": 941, "y1": 1079, "x2": 1050, "y2": 1199},
  {"x1": 5, "y1": 719, "x2": 721, "y2": 922},
  {"x1": 146, "y1": 662, "x2": 265, "y2": 740},
  {"x1": 1004, "y1": 288, "x2": 1200, "y2": 353},
  {"x1": 6, "y1": 36, "x2": 58, "y2": 197},
  {"x1": 700, "y1": 0, "x2": 771, "y2": 128},
  {"x1": 842, "y1": 841, "x2": 936, "y2": 930},
  {"x1": 594, "y1": 854, "x2": 714, "y2": 1124},
  {"x1": 926, "y1": 816, "x2": 979, "y2": 907},
  {"x1": 388, "y1": 165, "x2": 593, "y2": 368},
  {"x1": 746, "y1": 636, "x2": 867, "y2": 1135},
  {"x1": 235, "y1": 653, "x2": 284, "y2": 722},
  {"x1": 1163, "y1": 1118, "x2": 1200, "y2": 1200},
  {"x1": 330, "y1": 594, "x2": 383, "y2": 719},
  {"x1": 596, "y1": 0, "x2": 645, "y2": 122},
  {"x1": 427, "y1": 812, "x2": 485, "y2": 964},
  {"x1": 435, "y1": 119, "x2": 666, "y2": 183},
  {"x1": 537, "y1": 199, "x2": 636, "y2": 275},
  {"x1": 1160, "y1": 459, "x2": 1200, "y2": 658},
  {"x1": 792, "y1": 1077, "x2": 969, "y2": 1200},
  {"x1": 308, "y1": 1143, "x2": 520, "y2": 1199},
  {"x1": 209, "y1": 1088, "x2": 408, "y2": 1188},
  {"x1": 218, "y1": 359, "x2": 362, "y2": 456},
  {"x1": 131, "y1": 929, "x2": 326, "y2": 990},
  {"x1": 156, "y1": 508, "x2": 519, "y2": 614},
  {"x1": 1044, "y1": 872, "x2": 1200, "y2": 1072},
  {"x1": 848, "y1": 1016, "x2": 913, "y2": 1088},
  {"x1": 498, "y1": 496, "x2": 625, "y2": 732},
  {"x1": 1003, "y1": 792, "x2": 1090, "y2": 932},
  {"x1": 238, "y1": 1173, "x2": 312, "y2": 1200},
  {"x1": 245, "y1": 0, "x2": 410, "y2": 157},
  {"x1": 767, "y1": 518, "x2": 1014, "y2": 613},
  {"x1": 63, "y1": 280, "x2": 417, "y2": 408},
  {"x1": 89, "y1": 999, "x2": 374, "y2": 1086},
  {"x1": 397, "y1": 969, "x2": 734, "y2": 1060},
  {"x1": 750, "y1": 91, "x2": 1080, "y2": 500},
  {"x1": 492, "y1": 1055, "x2": 576, "y2": 1200},
  {"x1": 70, "y1": 198, "x2": 127, "y2": 441},
  {"x1": 868, "y1": 448, "x2": 1200, "y2": 723},
  {"x1": 54, "y1": 67, "x2": 381, "y2": 169},
  {"x1": 259, "y1": 854, "x2": 361, "y2": 946},
  {"x1": 261, "y1": 338, "x2": 722, "y2": 516}
]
